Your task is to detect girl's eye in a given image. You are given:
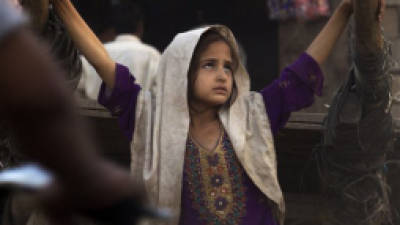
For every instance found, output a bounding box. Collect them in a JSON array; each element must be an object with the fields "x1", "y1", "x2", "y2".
[
  {"x1": 202, "y1": 62, "x2": 215, "y2": 69},
  {"x1": 224, "y1": 65, "x2": 233, "y2": 74}
]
